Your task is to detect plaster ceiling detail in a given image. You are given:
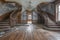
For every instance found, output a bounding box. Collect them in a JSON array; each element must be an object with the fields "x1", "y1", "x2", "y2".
[{"x1": 6, "y1": 0, "x2": 55, "y2": 12}]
